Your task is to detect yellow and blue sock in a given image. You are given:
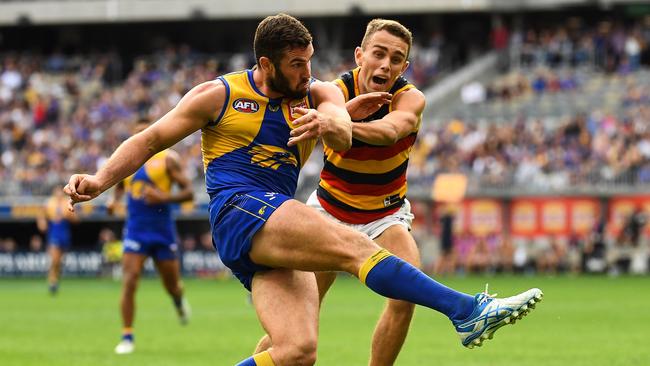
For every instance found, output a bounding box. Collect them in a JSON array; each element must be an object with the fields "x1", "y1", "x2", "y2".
[
  {"x1": 236, "y1": 351, "x2": 275, "y2": 366},
  {"x1": 121, "y1": 327, "x2": 133, "y2": 342},
  {"x1": 359, "y1": 249, "x2": 475, "y2": 321}
]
